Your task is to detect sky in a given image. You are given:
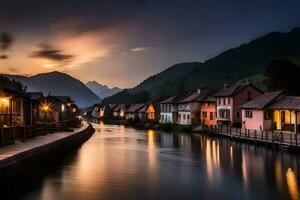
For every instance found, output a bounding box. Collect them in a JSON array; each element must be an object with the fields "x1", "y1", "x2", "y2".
[{"x1": 0, "y1": 0, "x2": 300, "y2": 88}]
